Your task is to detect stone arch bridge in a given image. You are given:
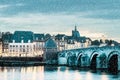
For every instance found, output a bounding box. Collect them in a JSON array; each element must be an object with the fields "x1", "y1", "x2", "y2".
[{"x1": 58, "y1": 46, "x2": 120, "y2": 72}]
